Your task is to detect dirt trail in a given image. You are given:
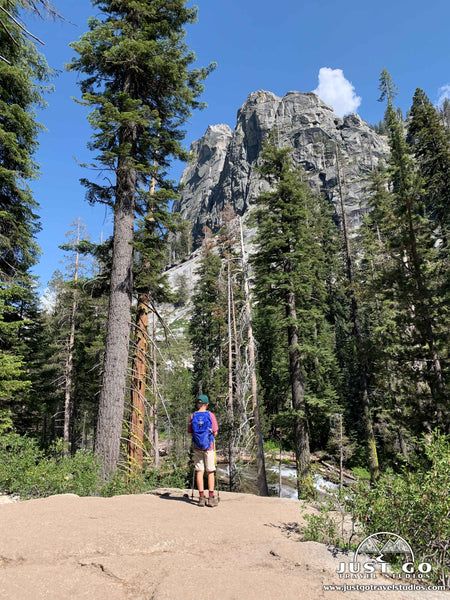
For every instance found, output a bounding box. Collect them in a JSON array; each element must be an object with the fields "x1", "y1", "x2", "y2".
[{"x1": 0, "y1": 490, "x2": 447, "y2": 600}]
